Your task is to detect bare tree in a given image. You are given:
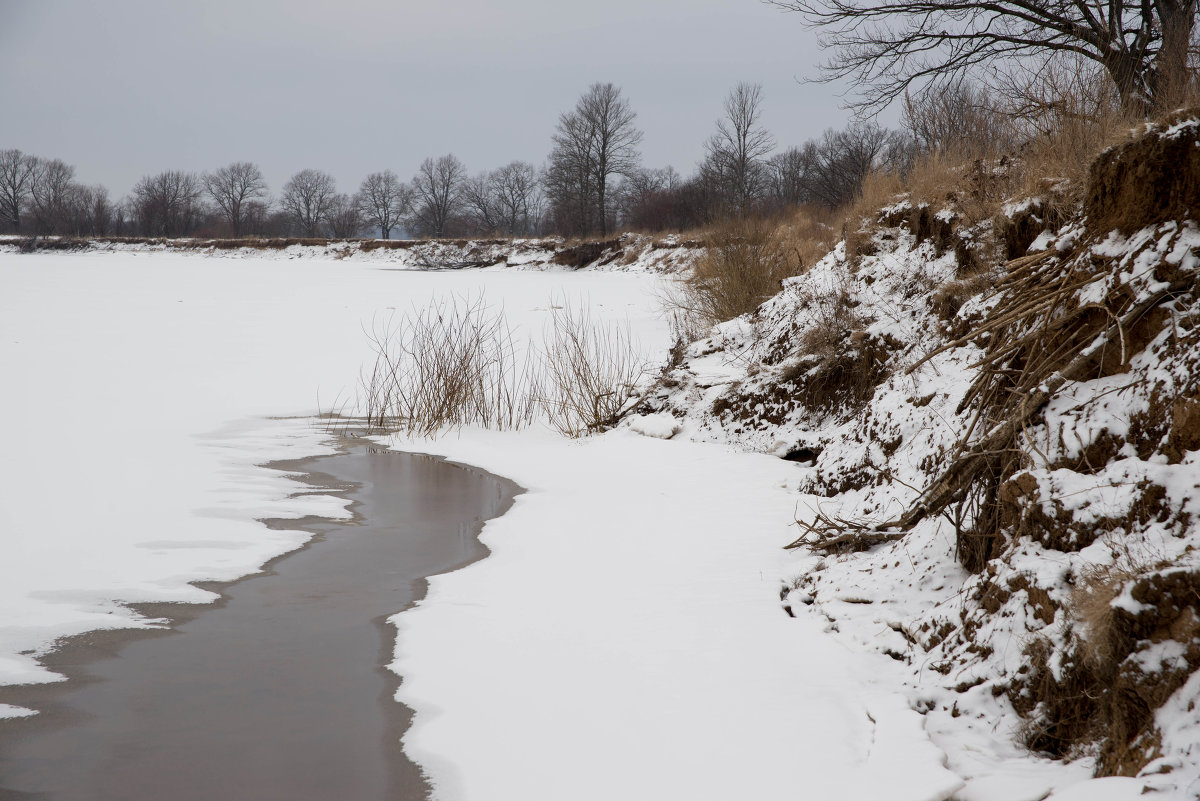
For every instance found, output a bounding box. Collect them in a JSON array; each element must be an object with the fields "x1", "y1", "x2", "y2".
[
  {"x1": 901, "y1": 80, "x2": 1013, "y2": 157},
  {"x1": 703, "y1": 83, "x2": 776, "y2": 215},
  {"x1": 203, "y1": 162, "x2": 267, "y2": 237},
  {"x1": 280, "y1": 169, "x2": 336, "y2": 237},
  {"x1": 768, "y1": 0, "x2": 1199, "y2": 114},
  {"x1": 490, "y1": 161, "x2": 542, "y2": 235},
  {"x1": 545, "y1": 83, "x2": 643, "y2": 236},
  {"x1": 408, "y1": 154, "x2": 466, "y2": 238},
  {"x1": 30, "y1": 159, "x2": 79, "y2": 235},
  {"x1": 62, "y1": 184, "x2": 113, "y2": 236},
  {"x1": 766, "y1": 146, "x2": 819, "y2": 208},
  {"x1": 131, "y1": 170, "x2": 205, "y2": 236},
  {"x1": 326, "y1": 193, "x2": 365, "y2": 238},
  {"x1": 463, "y1": 161, "x2": 542, "y2": 236},
  {"x1": 618, "y1": 166, "x2": 682, "y2": 230},
  {"x1": 805, "y1": 123, "x2": 902, "y2": 208},
  {"x1": 357, "y1": 170, "x2": 411, "y2": 239},
  {"x1": 0, "y1": 149, "x2": 40, "y2": 232},
  {"x1": 579, "y1": 83, "x2": 642, "y2": 236},
  {"x1": 544, "y1": 109, "x2": 599, "y2": 235},
  {"x1": 241, "y1": 199, "x2": 274, "y2": 236},
  {"x1": 462, "y1": 172, "x2": 502, "y2": 234}
]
